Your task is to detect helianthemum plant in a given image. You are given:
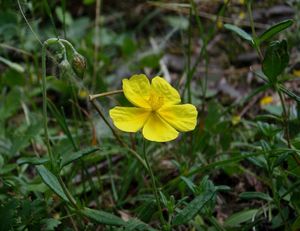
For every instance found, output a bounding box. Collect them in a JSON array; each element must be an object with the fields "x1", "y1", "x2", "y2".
[
  {"x1": 106, "y1": 74, "x2": 198, "y2": 230},
  {"x1": 89, "y1": 74, "x2": 198, "y2": 229},
  {"x1": 109, "y1": 74, "x2": 198, "y2": 142}
]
